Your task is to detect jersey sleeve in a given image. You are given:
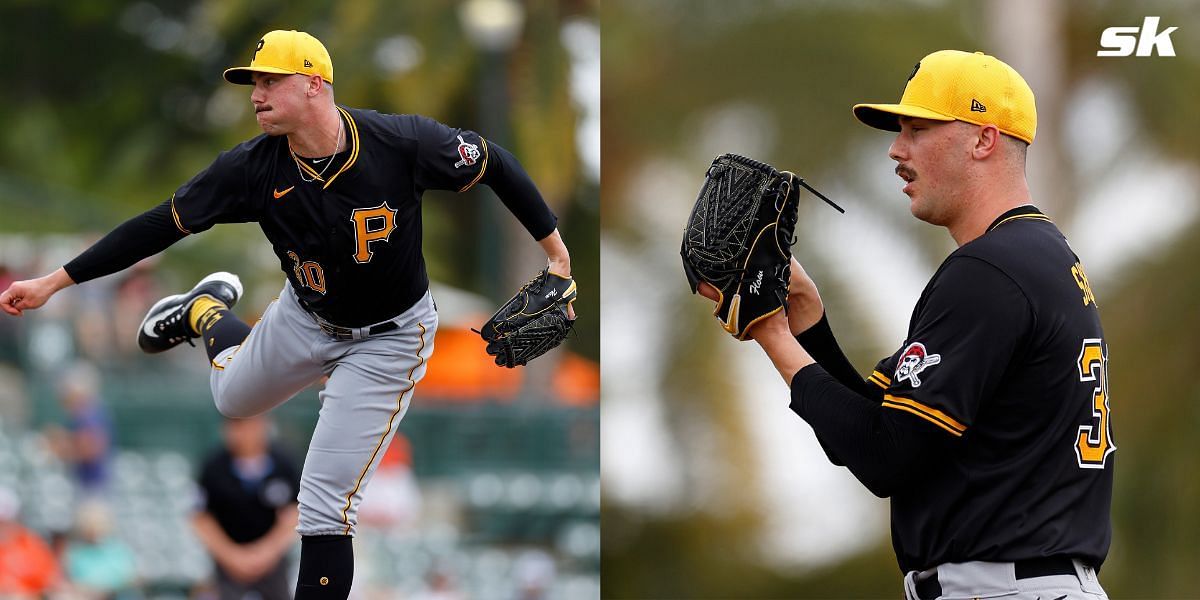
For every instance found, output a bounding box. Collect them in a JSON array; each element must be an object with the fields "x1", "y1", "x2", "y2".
[
  {"x1": 62, "y1": 199, "x2": 188, "y2": 284},
  {"x1": 170, "y1": 149, "x2": 261, "y2": 234},
  {"x1": 478, "y1": 141, "x2": 559, "y2": 240},
  {"x1": 790, "y1": 364, "x2": 960, "y2": 497},
  {"x1": 879, "y1": 256, "x2": 1032, "y2": 438},
  {"x1": 867, "y1": 355, "x2": 897, "y2": 395},
  {"x1": 407, "y1": 116, "x2": 490, "y2": 193},
  {"x1": 795, "y1": 312, "x2": 880, "y2": 400}
]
